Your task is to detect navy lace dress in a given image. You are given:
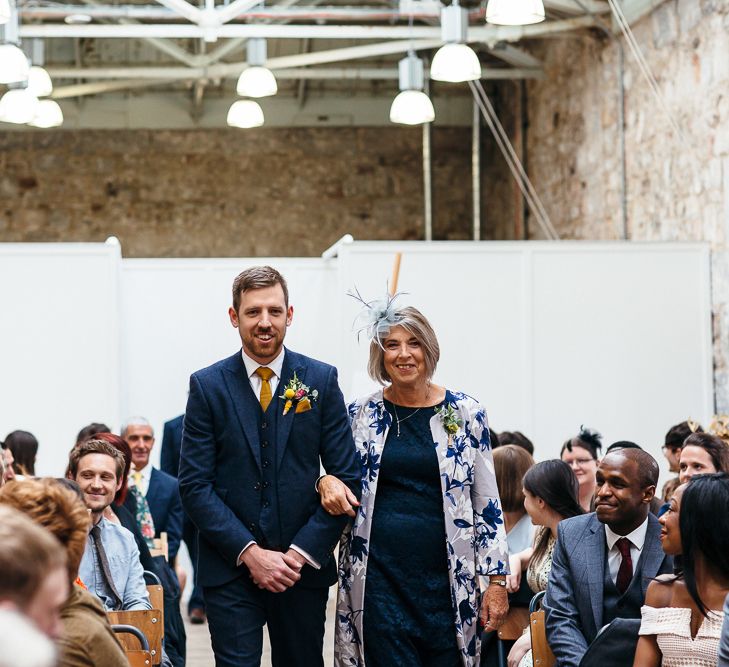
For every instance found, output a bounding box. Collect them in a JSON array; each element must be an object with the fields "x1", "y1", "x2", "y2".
[{"x1": 362, "y1": 399, "x2": 461, "y2": 666}]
